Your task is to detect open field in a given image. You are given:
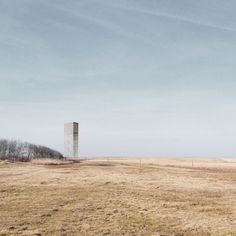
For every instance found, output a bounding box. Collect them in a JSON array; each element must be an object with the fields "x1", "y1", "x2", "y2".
[{"x1": 0, "y1": 158, "x2": 236, "y2": 236}]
